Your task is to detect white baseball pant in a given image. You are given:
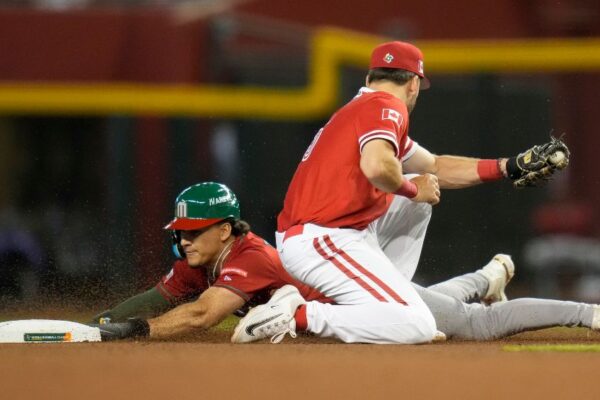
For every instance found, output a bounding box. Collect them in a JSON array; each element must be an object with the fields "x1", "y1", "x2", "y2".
[
  {"x1": 276, "y1": 220, "x2": 436, "y2": 344},
  {"x1": 367, "y1": 193, "x2": 432, "y2": 280}
]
